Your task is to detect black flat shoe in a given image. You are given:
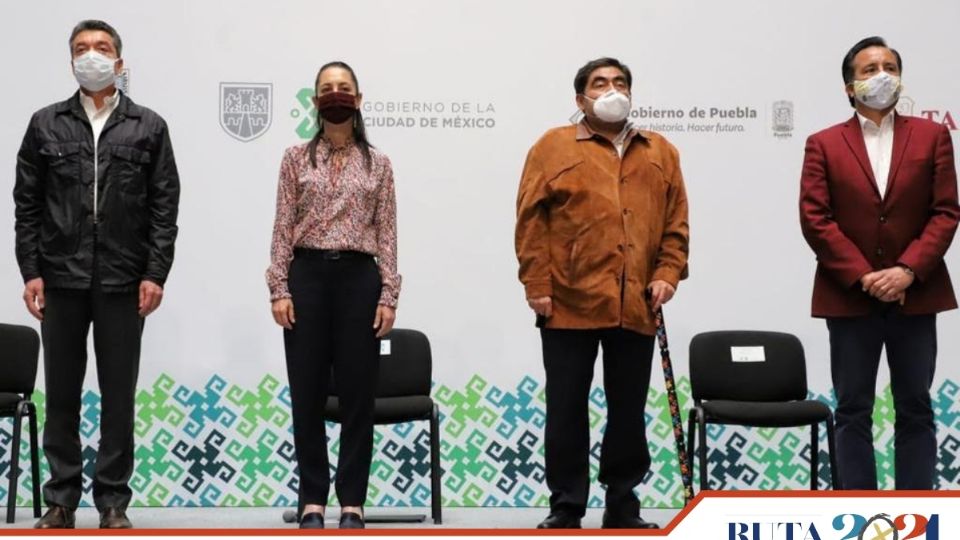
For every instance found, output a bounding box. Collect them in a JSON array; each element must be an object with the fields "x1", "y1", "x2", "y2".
[
  {"x1": 299, "y1": 512, "x2": 325, "y2": 529},
  {"x1": 537, "y1": 511, "x2": 582, "y2": 529},
  {"x1": 339, "y1": 511, "x2": 365, "y2": 529},
  {"x1": 602, "y1": 510, "x2": 659, "y2": 529}
]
